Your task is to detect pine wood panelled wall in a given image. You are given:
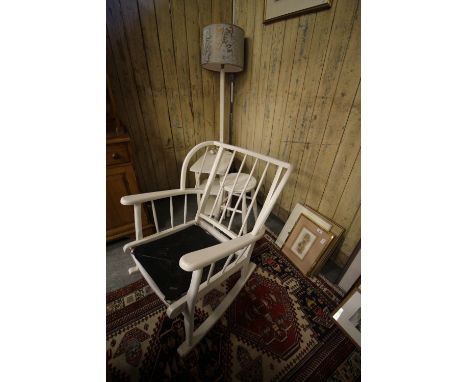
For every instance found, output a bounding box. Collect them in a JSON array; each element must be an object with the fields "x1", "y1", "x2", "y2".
[
  {"x1": 107, "y1": 0, "x2": 360, "y2": 261},
  {"x1": 232, "y1": 0, "x2": 361, "y2": 260},
  {"x1": 106, "y1": 0, "x2": 232, "y2": 192}
]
